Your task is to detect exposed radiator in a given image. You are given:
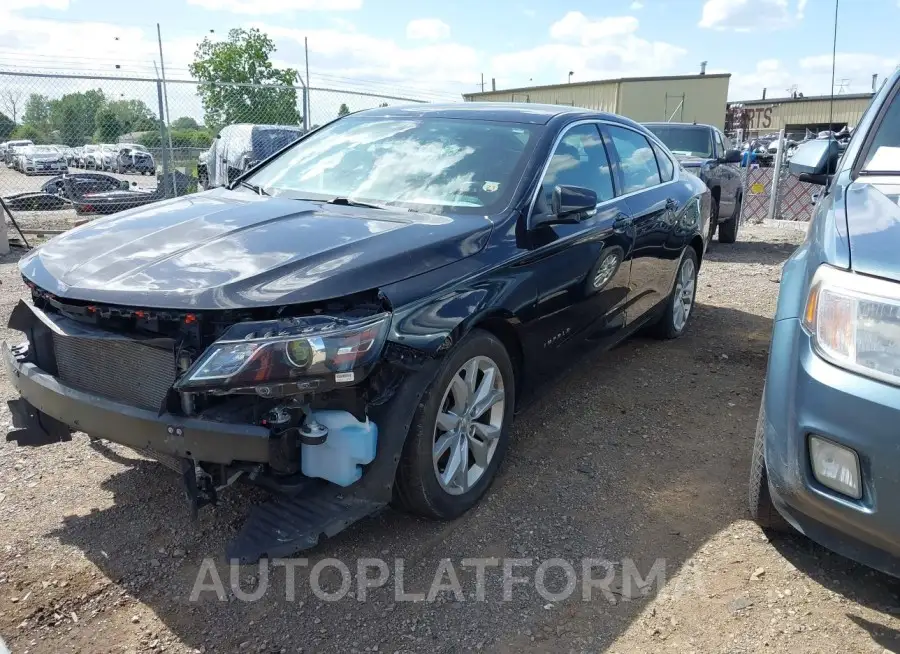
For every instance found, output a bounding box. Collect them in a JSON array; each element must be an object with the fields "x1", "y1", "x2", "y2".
[{"x1": 52, "y1": 333, "x2": 176, "y2": 412}]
